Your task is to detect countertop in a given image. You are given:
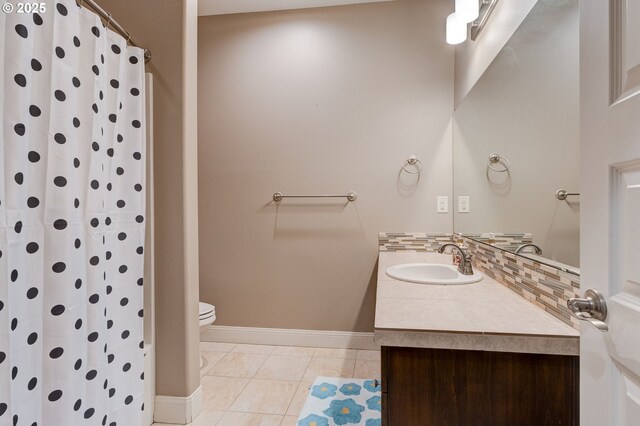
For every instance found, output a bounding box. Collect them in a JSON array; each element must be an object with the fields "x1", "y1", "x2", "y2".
[{"x1": 374, "y1": 252, "x2": 580, "y2": 356}]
